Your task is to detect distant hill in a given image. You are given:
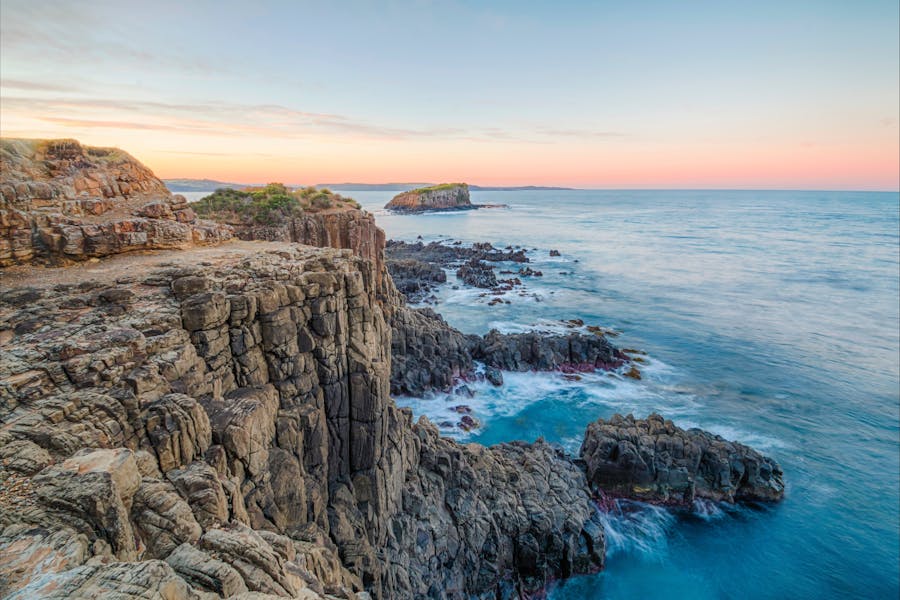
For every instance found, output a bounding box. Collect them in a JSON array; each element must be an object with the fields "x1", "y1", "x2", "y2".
[
  {"x1": 314, "y1": 183, "x2": 432, "y2": 192},
  {"x1": 163, "y1": 178, "x2": 247, "y2": 192},
  {"x1": 165, "y1": 179, "x2": 577, "y2": 193},
  {"x1": 319, "y1": 183, "x2": 575, "y2": 191},
  {"x1": 469, "y1": 185, "x2": 575, "y2": 191}
]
